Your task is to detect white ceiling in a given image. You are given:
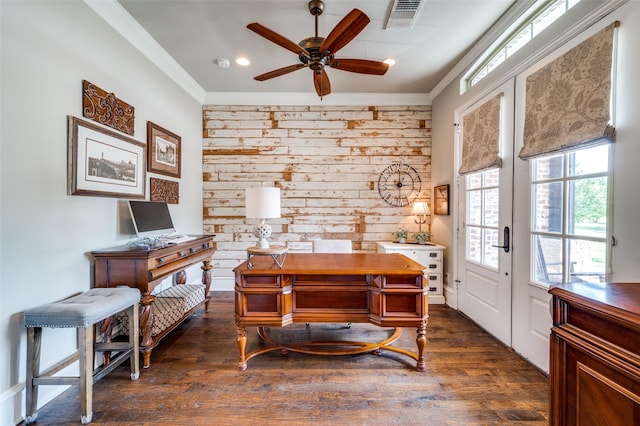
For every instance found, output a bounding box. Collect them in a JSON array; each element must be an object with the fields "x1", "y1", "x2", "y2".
[{"x1": 115, "y1": 0, "x2": 516, "y2": 97}]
